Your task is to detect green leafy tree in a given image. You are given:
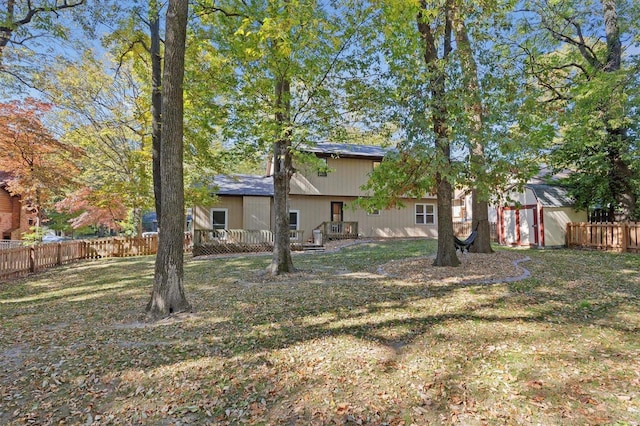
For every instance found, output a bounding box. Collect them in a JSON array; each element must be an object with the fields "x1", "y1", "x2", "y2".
[
  {"x1": 356, "y1": 0, "x2": 460, "y2": 266},
  {"x1": 33, "y1": 52, "x2": 153, "y2": 234},
  {"x1": 0, "y1": 0, "x2": 85, "y2": 63},
  {"x1": 101, "y1": 0, "x2": 166, "y2": 228},
  {"x1": 197, "y1": 0, "x2": 377, "y2": 275},
  {"x1": 104, "y1": 1, "x2": 237, "y2": 226},
  {"x1": 517, "y1": 0, "x2": 640, "y2": 220},
  {"x1": 0, "y1": 0, "x2": 118, "y2": 92}
]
